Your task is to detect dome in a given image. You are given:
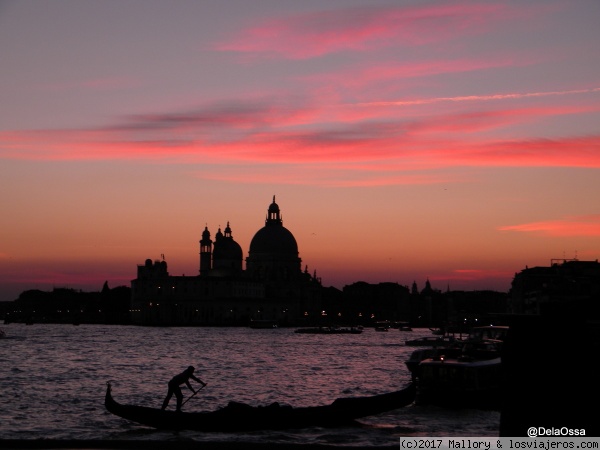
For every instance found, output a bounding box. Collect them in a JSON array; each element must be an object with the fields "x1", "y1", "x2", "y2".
[
  {"x1": 246, "y1": 197, "x2": 302, "y2": 282},
  {"x1": 248, "y1": 196, "x2": 298, "y2": 257},
  {"x1": 249, "y1": 225, "x2": 298, "y2": 256},
  {"x1": 213, "y1": 237, "x2": 243, "y2": 261},
  {"x1": 212, "y1": 221, "x2": 243, "y2": 272}
]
